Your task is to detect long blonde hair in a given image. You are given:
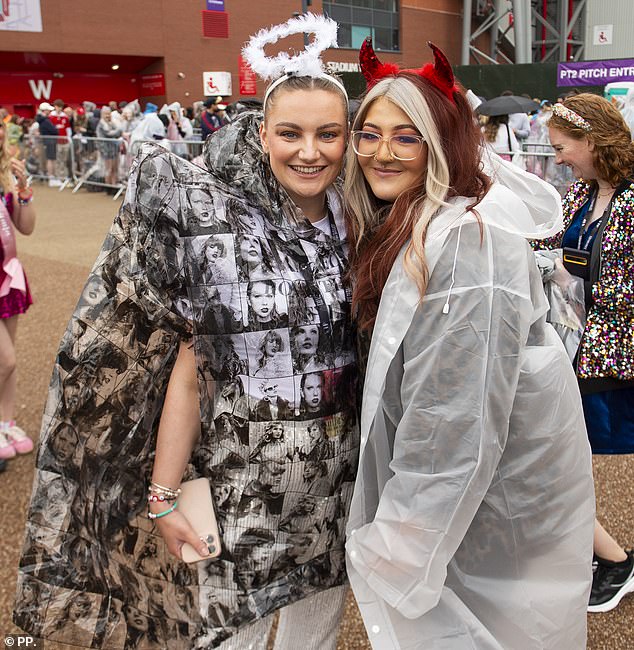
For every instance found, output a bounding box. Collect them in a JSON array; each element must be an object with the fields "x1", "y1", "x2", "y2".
[
  {"x1": 0, "y1": 124, "x2": 14, "y2": 193},
  {"x1": 344, "y1": 74, "x2": 489, "y2": 330}
]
